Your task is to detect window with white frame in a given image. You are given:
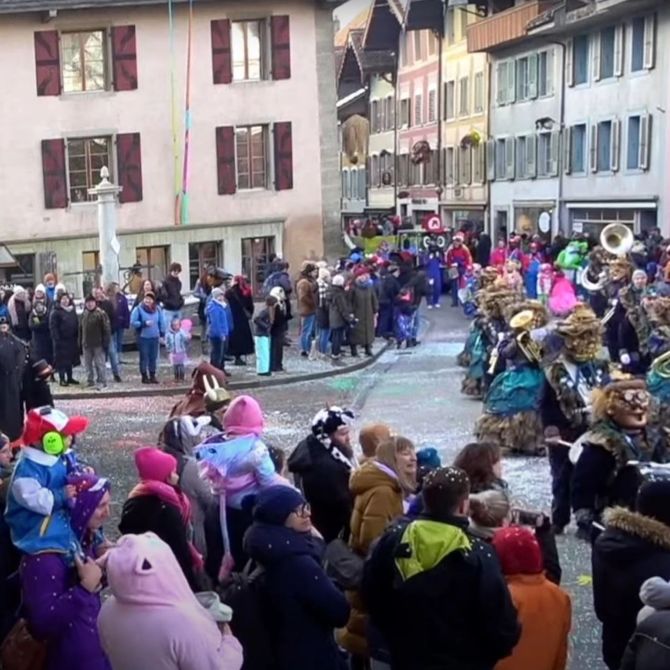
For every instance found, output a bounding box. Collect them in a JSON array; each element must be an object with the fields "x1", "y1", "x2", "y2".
[
  {"x1": 371, "y1": 155, "x2": 380, "y2": 187},
  {"x1": 538, "y1": 49, "x2": 554, "y2": 96},
  {"x1": 516, "y1": 136, "x2": 528, "y2": 180},
  {"x1": 537, "y1": 131, "x2": 559, "y2": 177},
  {"x1": 573, "y1": 35, "x2": 589, "y2": 85},
  {"x1": 446, "y1": 147, "x2": 455, "y2": 184},
  {"x1": 570, "y1": 124, "x2": 587, "y2": 173},
  {"x1": 231, "y1": 20, "x2": 264, "y2": 82},
  {"x1": 631, "y1": 15, "x2": 656, "y2": 72},
  {"x1": 67, "y1": 136, "x2": 113, "y2": 202},
  {"x1": 459, "y1": 77, "x2": 469, "y2": 116},
  {"x1": 428, "y1": 89, "x2": 437, "y2": 123},
  {"x1": 474, "y1": 72, "x2": 484, "y2": 113},
  {"x1": 495, "y1": 138, "x2": 507, "y2": 179},
  {"x1": 414, "y1": 93, "x2": 423, "y2": 126},
  {"x1": 595, "y1": 25, "x2": 623, "y2": 80},
  {"x1": 358, "y1": 167, "x2": 366, "y2": 196},
  {"x1": 594, "y1": 120, "x2": 616, "y2": 172},
  {"x1": 235, "y1": 125, "x2": 268, "y2": 189},
  {"x1": 61, "y1": 30, "x2": 107, "y2": 93},
  {"x1": 627, "y1": 114, "x2": 651, "y2": 170},
  {"x1": 400, "y1": 98, "x2": 410, "y2": 127},
  {"x1": 384, "y1": 96, "x2": 395, "y2": 131},
  {"x1": 445, "y1": 80, "x2": 455, "y2": 120},
  {"x1": 516, "y1": 57, "x2": 530, "y2": 101},
  {"x1": 496, "y1": 60, "x2": 515, "y2": 105}
]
